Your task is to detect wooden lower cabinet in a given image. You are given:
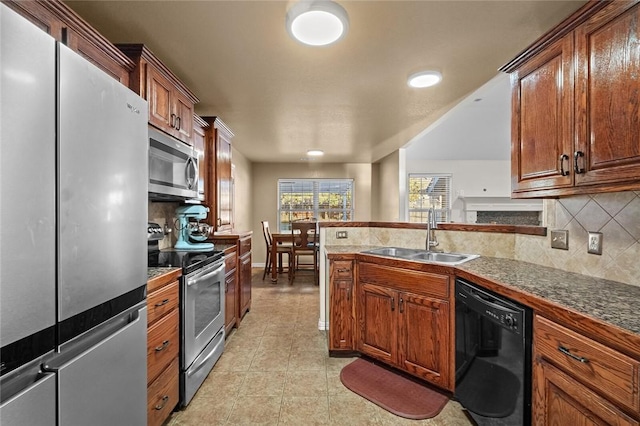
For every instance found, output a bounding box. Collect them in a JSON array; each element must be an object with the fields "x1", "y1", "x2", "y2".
[
  {"x1": 532, "y1": 315, "x2": 640, "y2": 425},
  {"x1": 357, "y1": 261, "x2": 453, "y2": 391},
  {"x1": 210, "y1": 231, "x2": 252, "y2": 327},
  {"x1": 533, "y1": 360, "x2": 639, "y2": 426},
  {"x1": 146, "y1": 269, "x2": 181, "y2": 426},
  {"x1": 237, "y1": 234, "x2": 252, "y2": 320},
  {"x1": 328, "y1": 258, "x2": 355, "y2": 353},
  {"x1": 147, "y1": 358, "x2": 179, "y2": 426},
  {"x1": 223, "y1": 246, "x2": 238, "y2": 335}
]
